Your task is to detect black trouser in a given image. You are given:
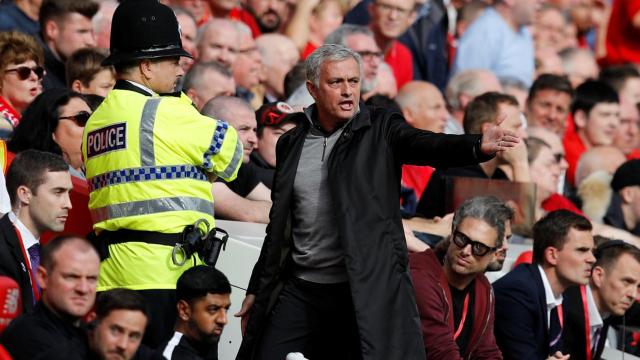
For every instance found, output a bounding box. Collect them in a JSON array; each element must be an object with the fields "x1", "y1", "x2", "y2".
[
  {"x1": 138, "y1": 289, "x2": 177, "y2": 348},
  {"x1": 255, "y1": 277, "x2": 362, "y2": 360}
]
